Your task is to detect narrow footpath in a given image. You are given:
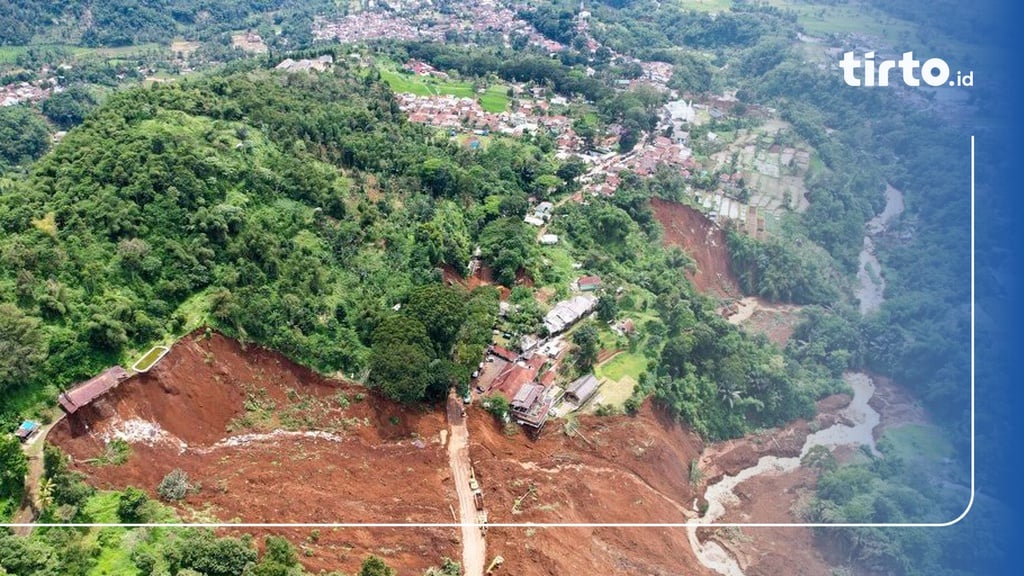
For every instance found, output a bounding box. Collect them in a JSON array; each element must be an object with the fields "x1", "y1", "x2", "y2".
[
  {"x1": 446, "y1": 392, "x2": 486, "y2": 576},
  {"x1": 11, "y1": 417, "x2": 61, "y2": 536}
]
